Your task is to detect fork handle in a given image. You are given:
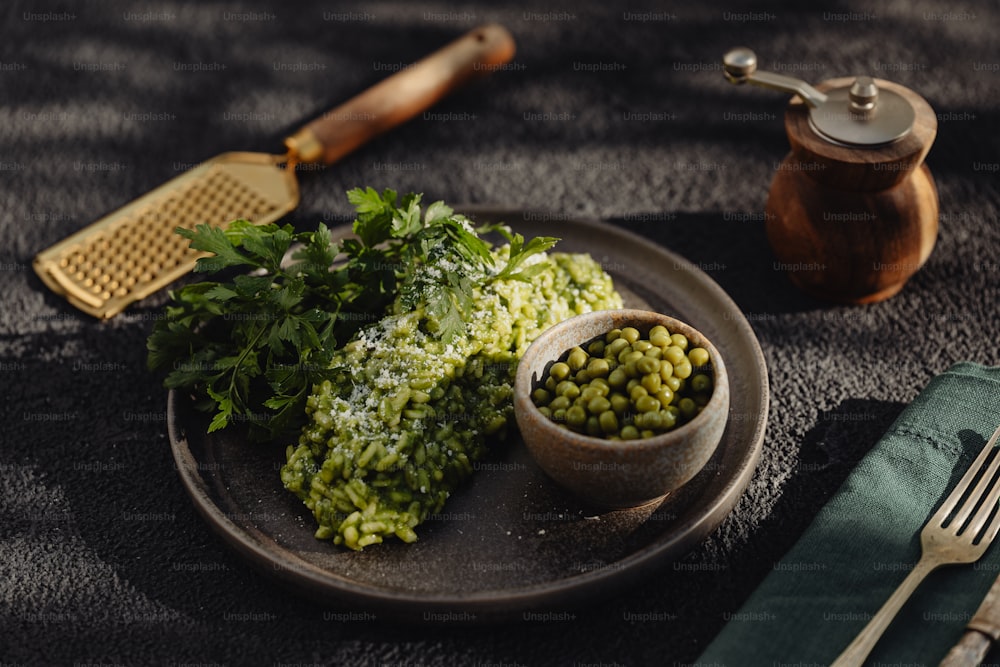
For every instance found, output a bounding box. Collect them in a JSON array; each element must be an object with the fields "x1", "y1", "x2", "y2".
[
  {"x1": 938, "y1": 630, "x2": 992, "y2": 667},
  {"x1": 831, "y1": 558, "x2": 939, "y2": 667}
]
